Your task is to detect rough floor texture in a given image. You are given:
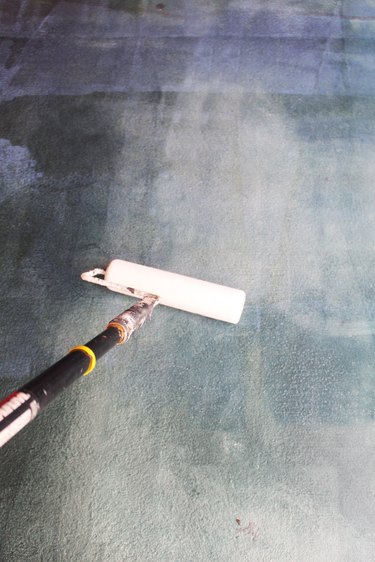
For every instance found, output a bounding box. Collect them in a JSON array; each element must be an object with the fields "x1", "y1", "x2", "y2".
[{"x1": 1, "y1": 1, "x2": 375, "y2": 561}]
